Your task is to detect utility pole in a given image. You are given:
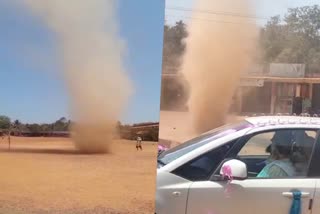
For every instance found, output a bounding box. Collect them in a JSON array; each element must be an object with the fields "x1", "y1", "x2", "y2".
[
  {"x1": 8, "y1": 123, "x2": 12, "y2": 150},
  {"x1": 8, "y1": 124, "x2": 11, "y2": 150}
]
